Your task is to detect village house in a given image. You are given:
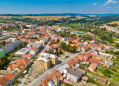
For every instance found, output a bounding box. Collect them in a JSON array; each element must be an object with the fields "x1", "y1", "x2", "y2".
[
  {"x1": 64, "y1": 68, "x2": 82, "y2": 82},
  {"x1": 88, "y1": 63, "x2": 97, "y2": 72},
  {"x1": 0, "y1": 77, "x2": 10, "y2": 86},
  {"x1": 5, "y1": 73, "x2": 15, "y2": 85}
]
